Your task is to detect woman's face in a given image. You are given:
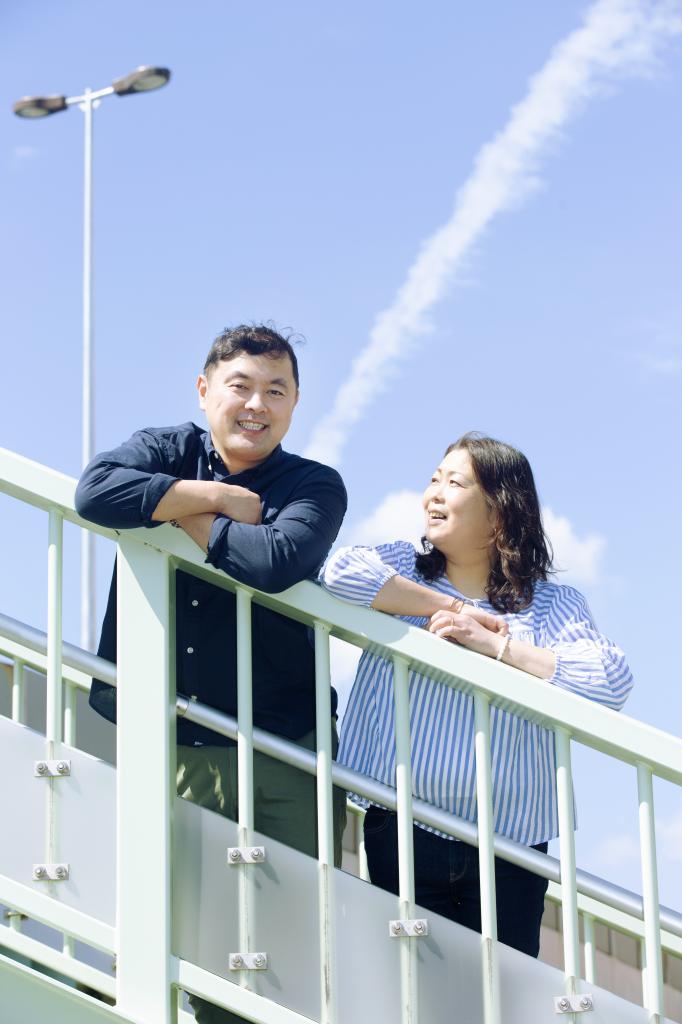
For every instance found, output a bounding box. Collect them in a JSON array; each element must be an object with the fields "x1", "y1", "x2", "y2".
[{"x1": 422, "y1": 448, "x2": 497, "y2": 563}]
